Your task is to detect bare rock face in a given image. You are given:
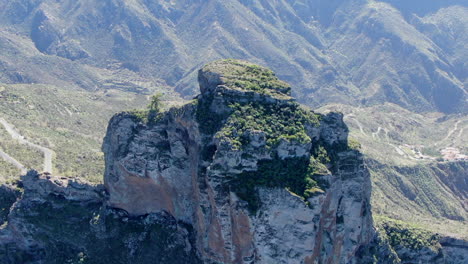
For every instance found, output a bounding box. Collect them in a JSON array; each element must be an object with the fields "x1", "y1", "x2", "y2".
[
  {"x1": 0, "y1": 171, "x2": 201, "y2": 264},
  {"x1": 21, "y1": 171, "x2": 104, "y2": 202},
  {"x1": 103, "y1": 103, "x2": 200, "y2": 222},
  {"x1": 103, "y1": 60, "x2": 375, "y2": 263}
]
